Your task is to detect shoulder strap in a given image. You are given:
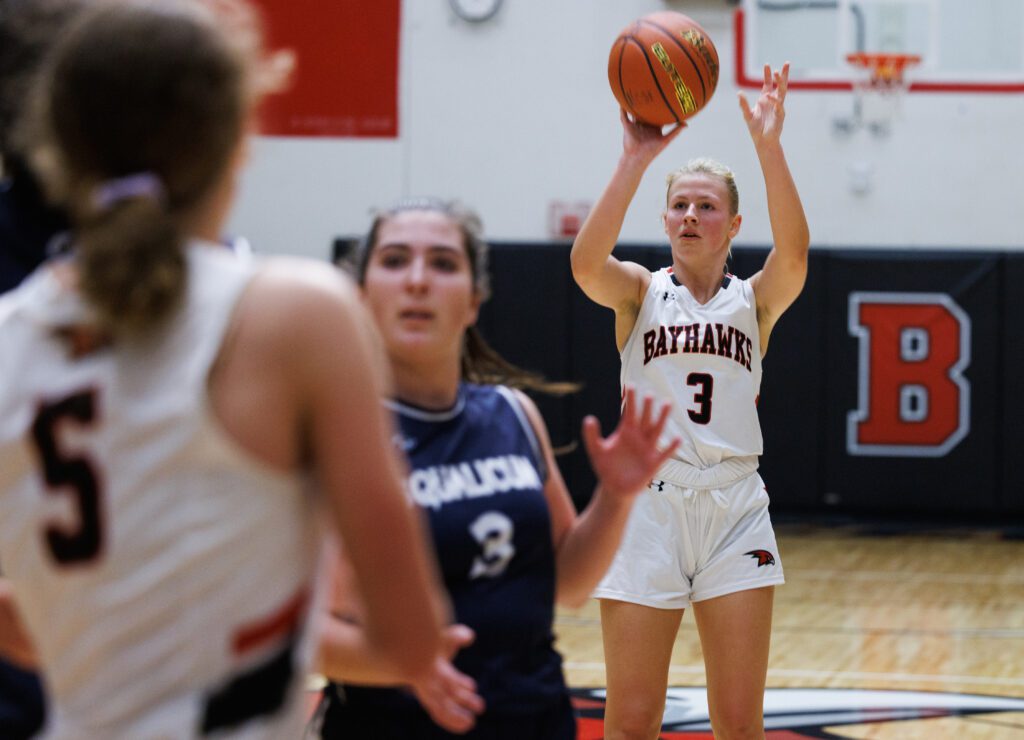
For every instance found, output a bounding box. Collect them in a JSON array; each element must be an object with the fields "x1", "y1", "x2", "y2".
[{"x1": 494, "y1": 385, "x2": 548, "y2": 483}]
